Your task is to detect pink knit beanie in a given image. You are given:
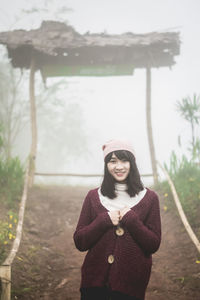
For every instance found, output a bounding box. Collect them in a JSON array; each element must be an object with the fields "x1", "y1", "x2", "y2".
[{"x1": 102, "y1": 139, "x2": 135, "y2": 159}]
